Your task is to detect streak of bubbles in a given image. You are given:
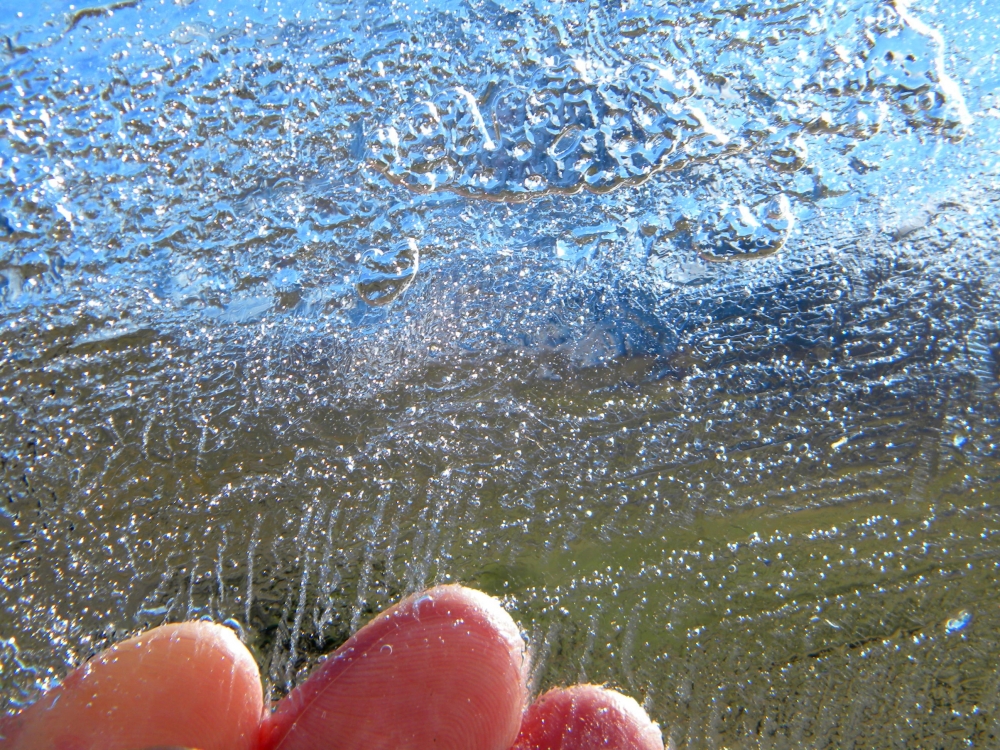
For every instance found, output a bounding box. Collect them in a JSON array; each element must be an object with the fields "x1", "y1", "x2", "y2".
[{"x1": 2, "y1": 0, "x2": 1000, "y2": 745}]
